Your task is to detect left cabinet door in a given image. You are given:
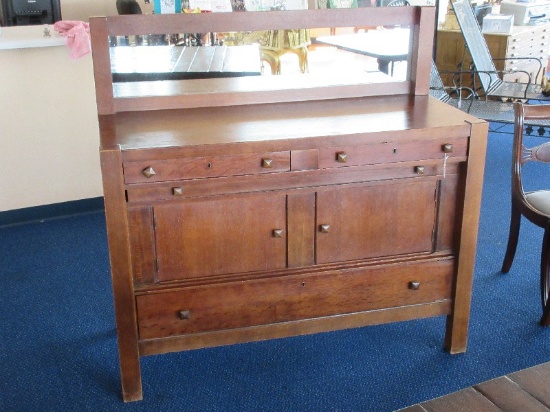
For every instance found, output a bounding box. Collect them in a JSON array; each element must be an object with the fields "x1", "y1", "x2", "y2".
[{"x1": 152, "y1": 193, "x2": 288, "y2": 282}]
